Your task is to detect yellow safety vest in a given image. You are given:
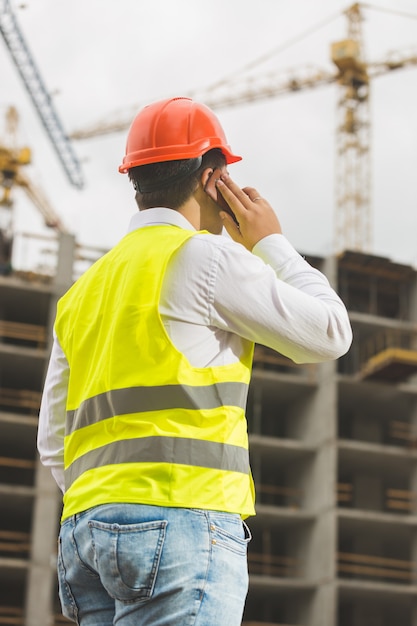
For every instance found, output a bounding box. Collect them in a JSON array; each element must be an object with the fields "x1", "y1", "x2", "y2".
[{"x1": 55, "y1": 225, "x2": 255, "y2": 521}]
